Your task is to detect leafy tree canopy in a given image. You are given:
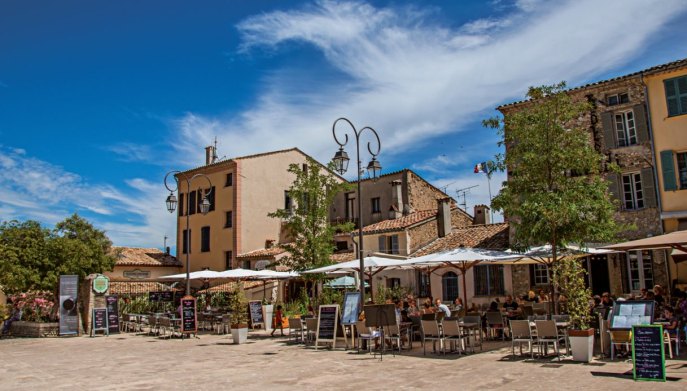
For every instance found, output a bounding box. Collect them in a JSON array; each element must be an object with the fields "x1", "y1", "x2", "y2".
[
  {"x1": 0, "y1": 214, "x2": 115, "y2": 294},
  {"x1": 268, "y1": 158, "x2": 353, "y2": 273}
]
